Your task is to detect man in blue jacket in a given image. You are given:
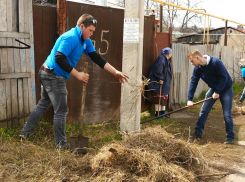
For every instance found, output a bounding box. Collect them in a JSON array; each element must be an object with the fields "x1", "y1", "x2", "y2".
[
  {"x1": 20, "y1": 14, "x2": 129, "y2": 149},
  {"x1": 187, "y1": 50, "x2": 235, "y2": 144}
]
